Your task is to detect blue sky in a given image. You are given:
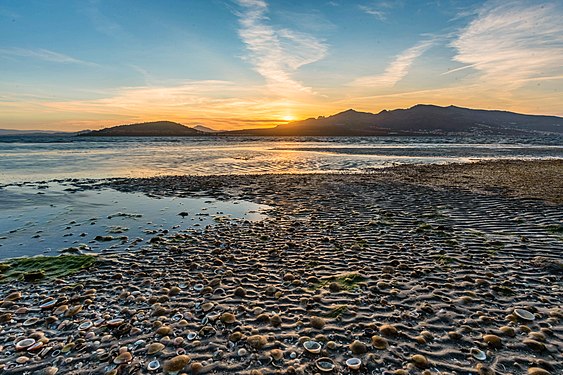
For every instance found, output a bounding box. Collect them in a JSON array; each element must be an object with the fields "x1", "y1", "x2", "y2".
[{"x1": 1, "y1": 0, "x2": 562, "y2": 130}]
